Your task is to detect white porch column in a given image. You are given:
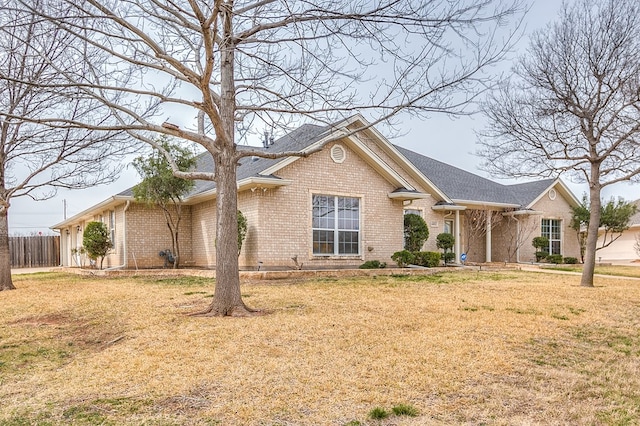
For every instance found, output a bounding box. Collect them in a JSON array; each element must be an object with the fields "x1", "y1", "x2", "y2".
[
  {"x1": 454, "y1": 209, "x2": 461, "y2": 264},
  {"x1": 485, "y1": 212, "x2": 492, "y2": 263}
]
